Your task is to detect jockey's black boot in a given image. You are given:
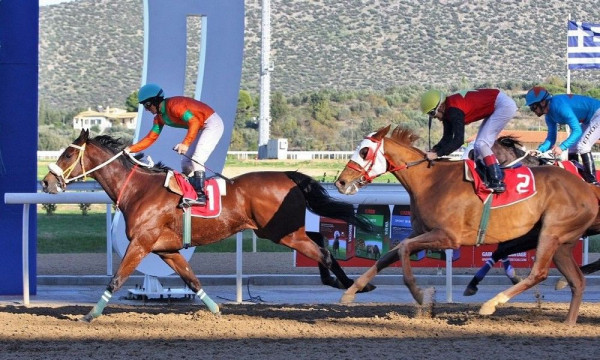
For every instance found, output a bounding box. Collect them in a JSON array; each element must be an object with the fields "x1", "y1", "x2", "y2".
[
  {"x1": 568, "y1": 153, "x2": 580, "y2": 163},
  {"x1": 580, "y1": 152, "x2": 600, "y2": 185},
  {"x1": 485, "y1": 163, "x2": 506, "y2": 193},
  {"x1": 191, "y1": 170, "x2": 207, "y2": 205}
]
